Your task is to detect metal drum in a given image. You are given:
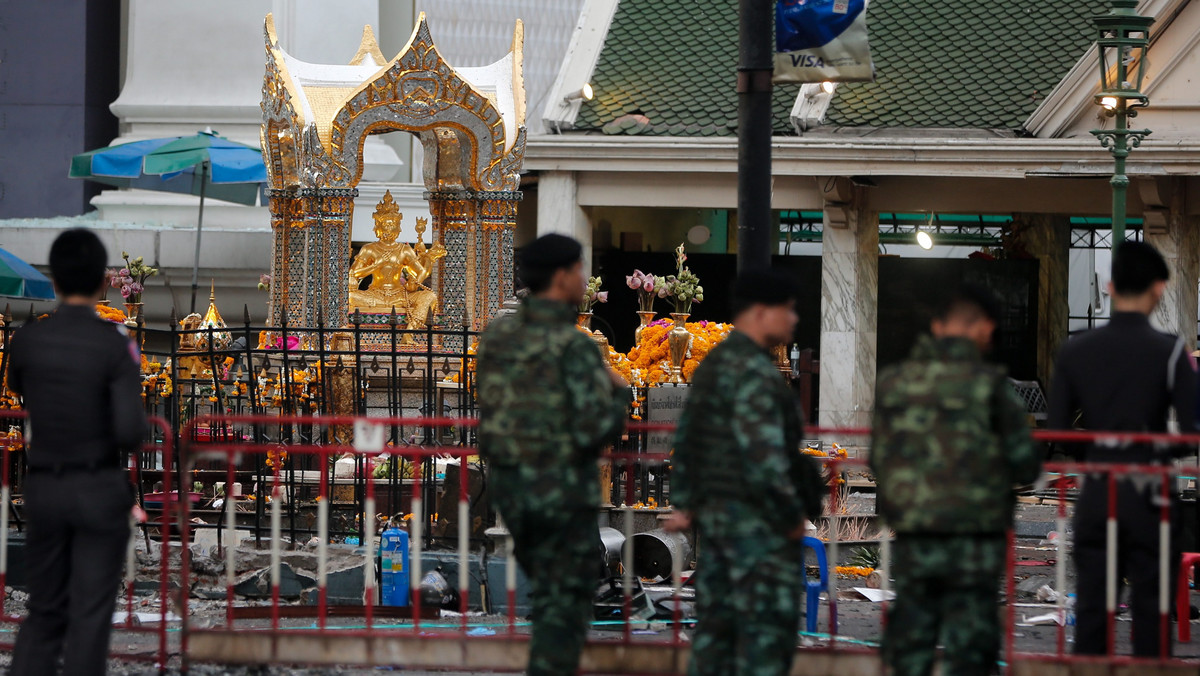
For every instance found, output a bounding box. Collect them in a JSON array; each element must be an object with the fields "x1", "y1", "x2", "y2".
[{"x1": 632, "y1": 528, "x2": 691, "y2": 580}]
